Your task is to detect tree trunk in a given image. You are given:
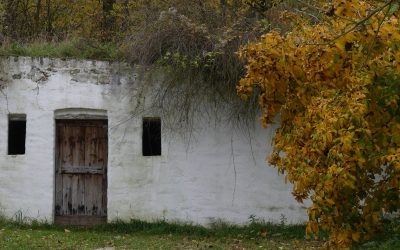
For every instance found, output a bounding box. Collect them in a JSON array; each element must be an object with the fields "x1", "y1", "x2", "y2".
[
  {"x1": 46, "y1": 0, "x2": 52, "y2": 39},
  {"x1": 35, "y1": 0, "x2": 42, "y2": 35},
  {"x1": 102, "y1": 0, "x2": 116, "y2": 40},
  {"x1": 220, "y1": 0, "x2": 227, "y2": 17}
]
